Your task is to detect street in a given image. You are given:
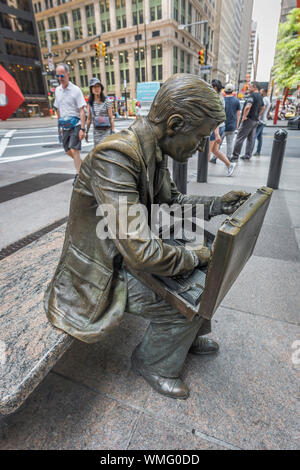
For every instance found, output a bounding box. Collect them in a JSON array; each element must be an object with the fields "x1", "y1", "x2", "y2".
[{"x1": 0, "y1": 121, "x2": 299, "y2": 250}]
